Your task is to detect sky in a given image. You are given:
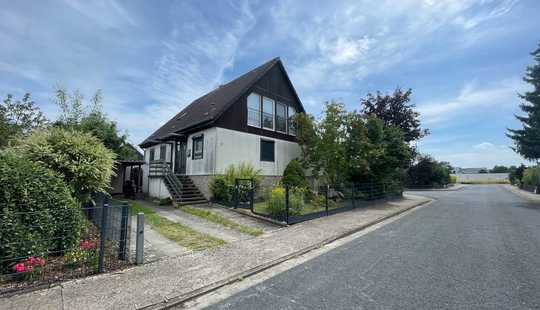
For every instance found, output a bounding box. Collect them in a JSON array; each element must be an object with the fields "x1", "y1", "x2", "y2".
[{"x1": 1, "y1": 0, "x2": 539, "y2": 168}]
